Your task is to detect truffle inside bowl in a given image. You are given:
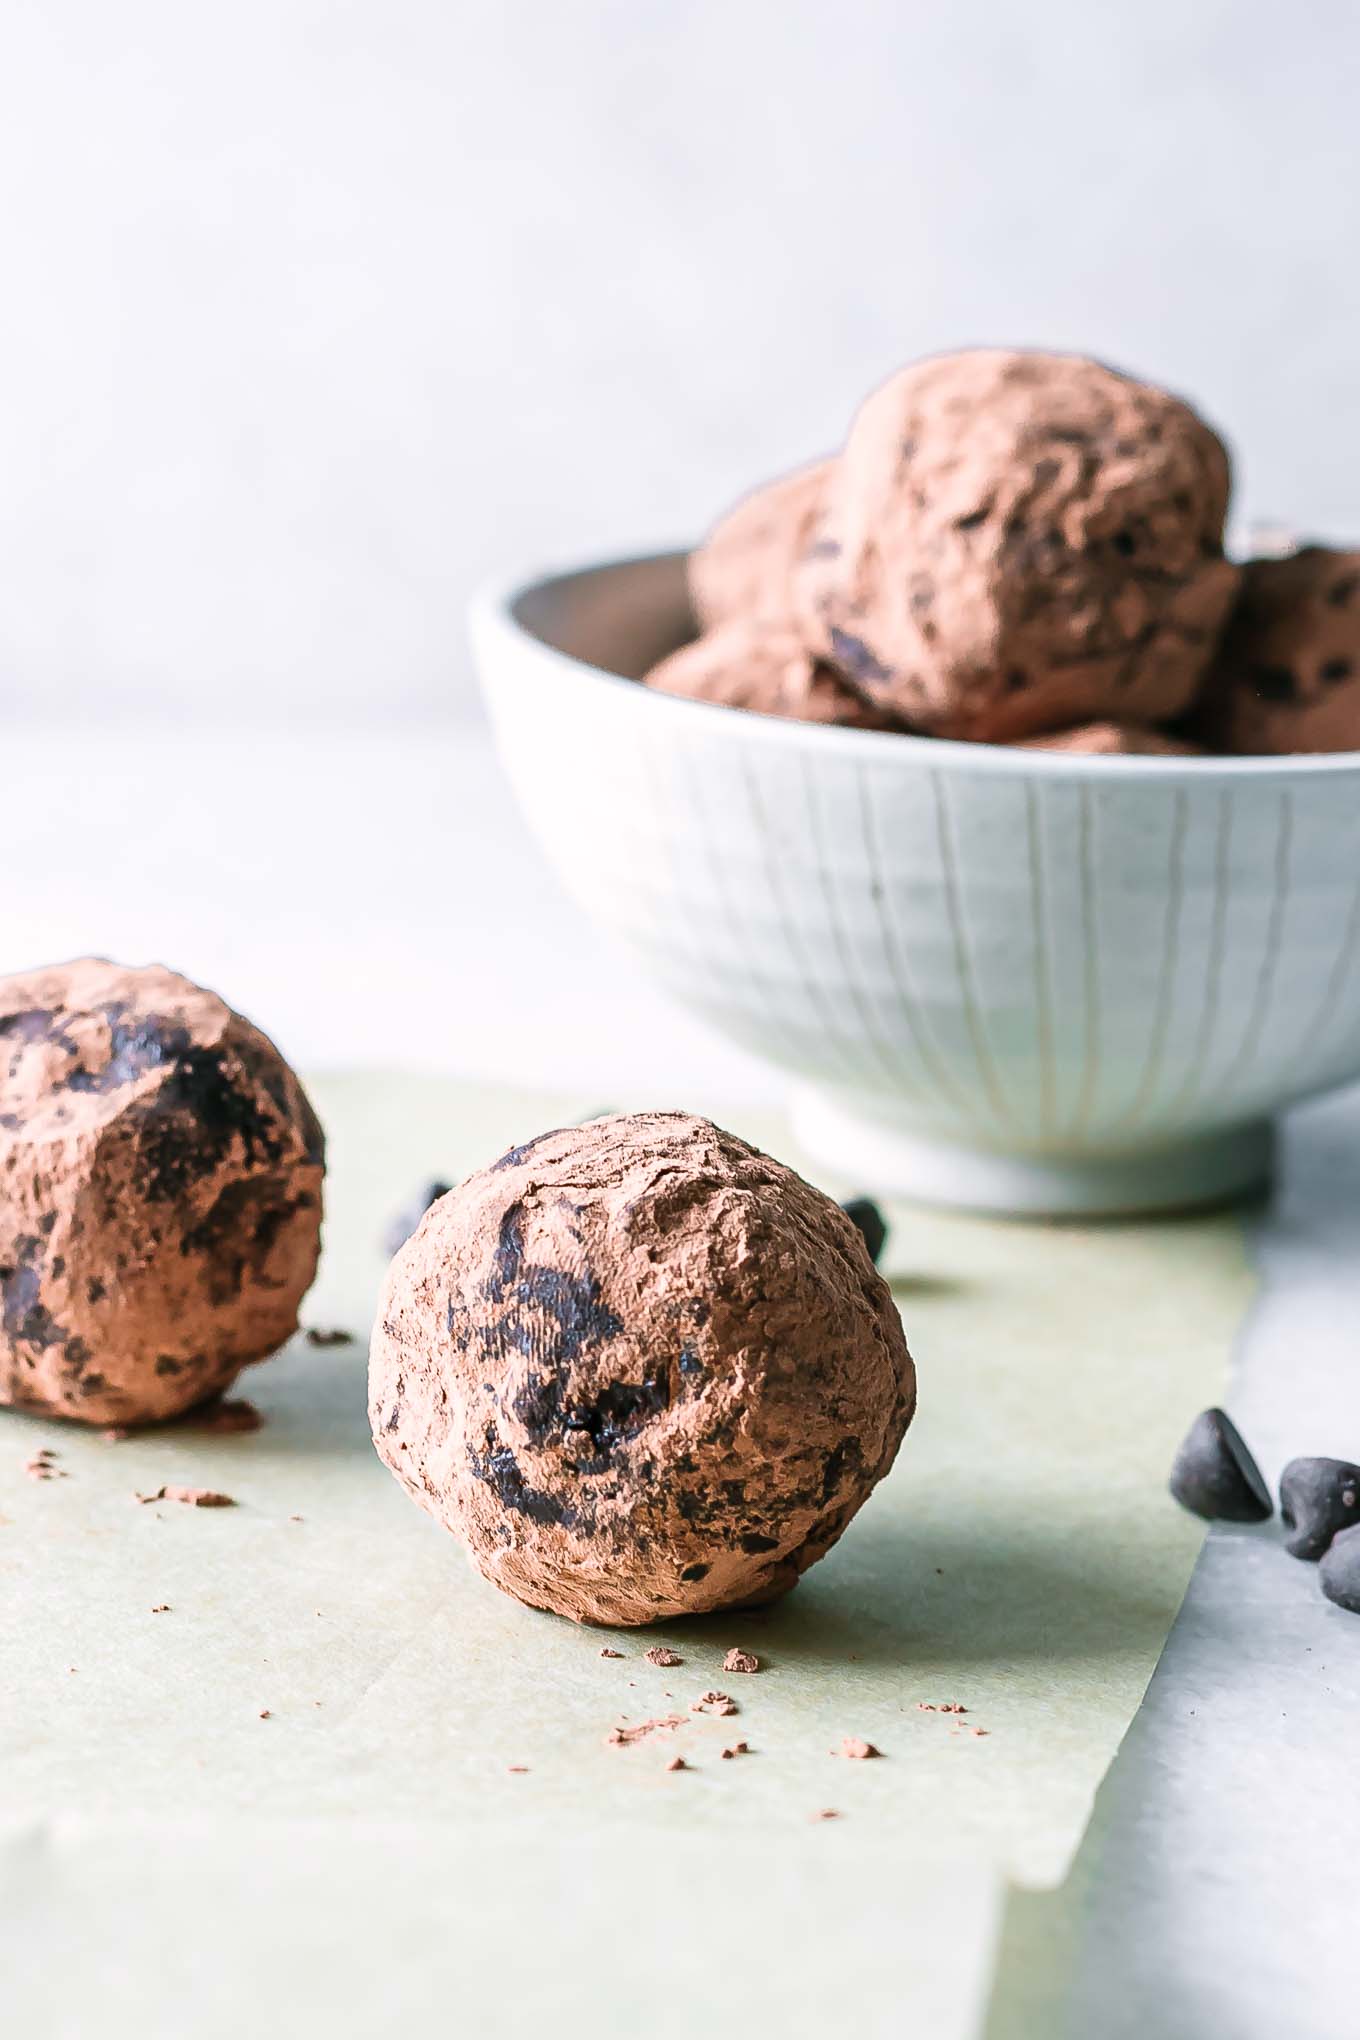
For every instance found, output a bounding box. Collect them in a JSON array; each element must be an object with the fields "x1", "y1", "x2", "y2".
[{"x1": 471, "y1": 553, "x2": 1360, "y2": 1215}]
